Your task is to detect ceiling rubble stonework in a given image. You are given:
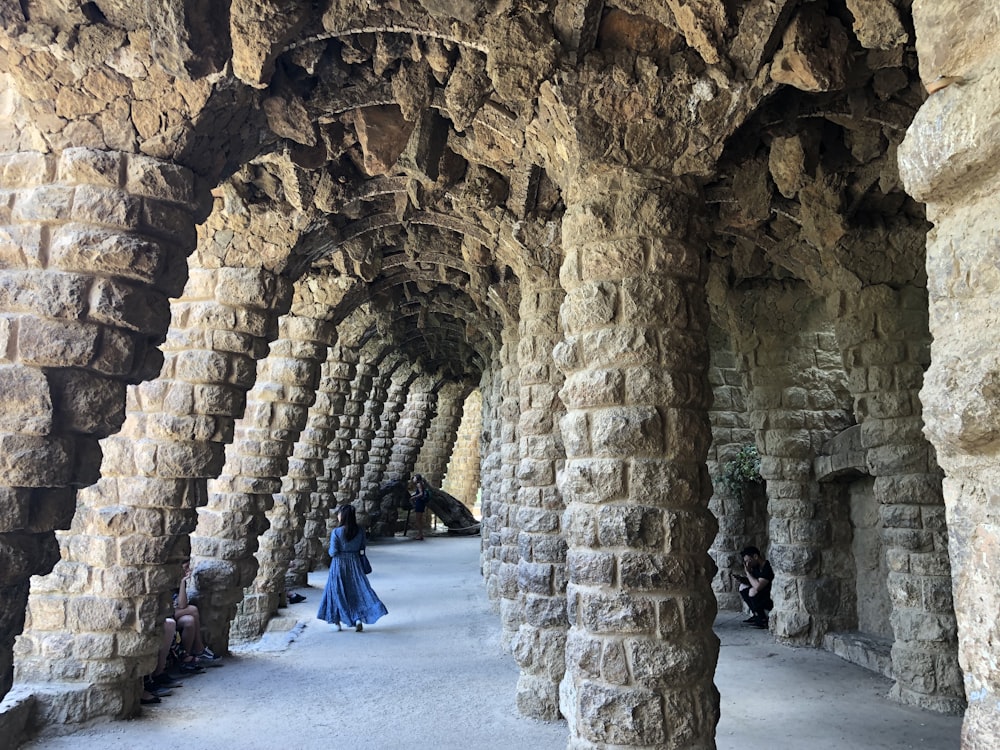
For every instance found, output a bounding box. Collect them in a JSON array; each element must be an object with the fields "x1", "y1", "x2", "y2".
[{"x1": 6, "y1": 0, "x2": 1000, "y2": 746}]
